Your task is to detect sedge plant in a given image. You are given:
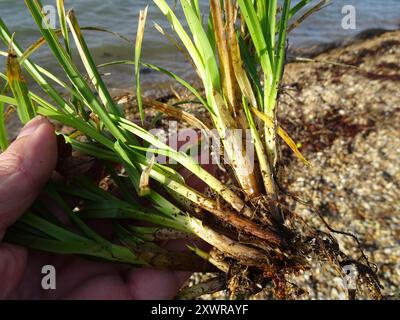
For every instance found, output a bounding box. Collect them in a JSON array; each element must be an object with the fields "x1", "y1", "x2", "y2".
[{"x1": 0, "y1": 0, "x2": 382, "y2": 299}]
